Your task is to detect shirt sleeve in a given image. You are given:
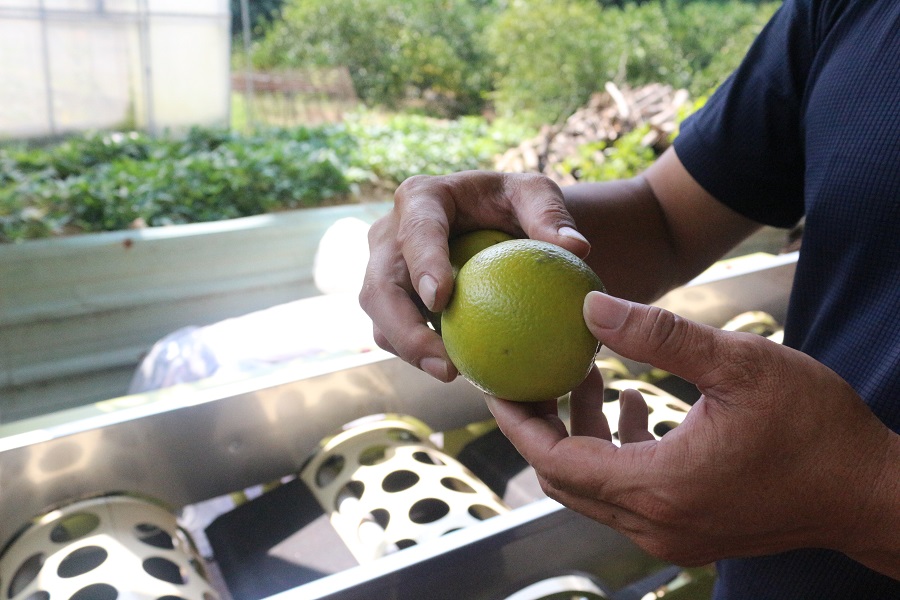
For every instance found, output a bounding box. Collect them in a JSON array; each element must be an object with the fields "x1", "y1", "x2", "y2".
[{"x1": 673, "y1": 0, "x2": 819, "y2": 228}]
